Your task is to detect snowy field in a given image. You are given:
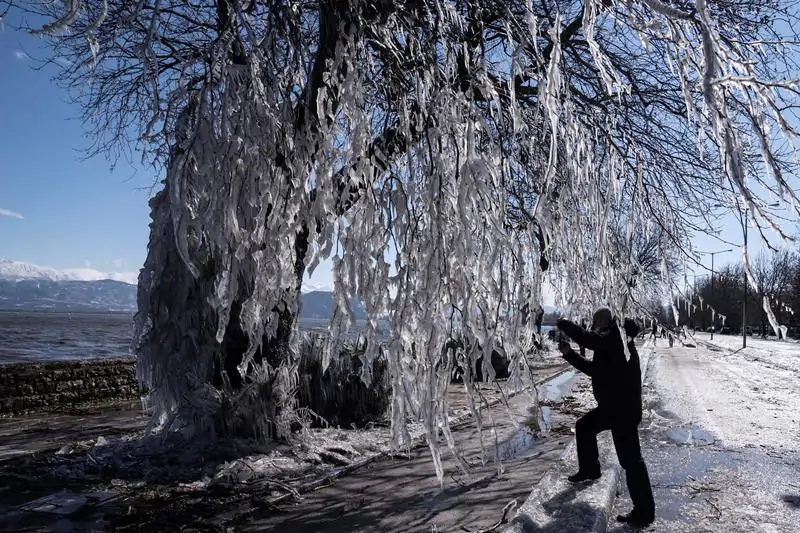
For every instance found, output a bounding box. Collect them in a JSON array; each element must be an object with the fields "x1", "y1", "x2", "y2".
[
  {"x1": 696, "y1": 332, "x2": 800, "y2": 375},
  {"x1": 610, "y1": 337, "x2": 800, "y2": 532}
]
